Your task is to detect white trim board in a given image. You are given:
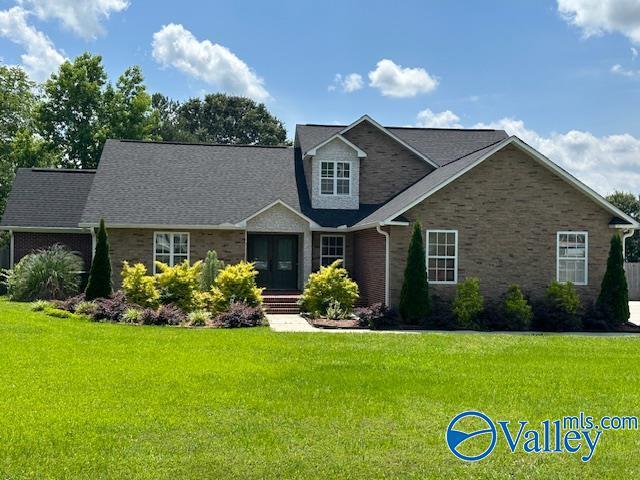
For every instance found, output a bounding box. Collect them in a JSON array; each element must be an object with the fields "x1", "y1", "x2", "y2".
[
  {"x1": 305, "y1": 134, "x2": 366, "y2": 158},
  {"x1": 382, "y1": 136, "x2": 640, "y2": 228}
]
